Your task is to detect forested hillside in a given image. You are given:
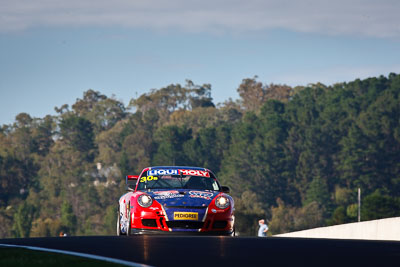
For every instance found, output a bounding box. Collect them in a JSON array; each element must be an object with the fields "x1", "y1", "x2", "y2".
[{"x1": 1, "y1": 74, "x2": 400, "y2": 237}]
